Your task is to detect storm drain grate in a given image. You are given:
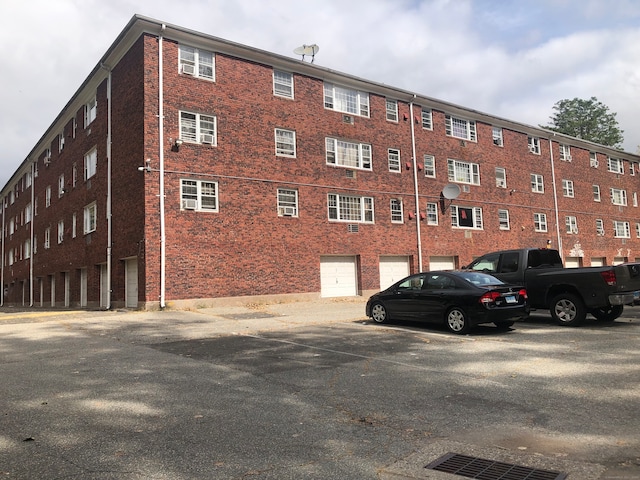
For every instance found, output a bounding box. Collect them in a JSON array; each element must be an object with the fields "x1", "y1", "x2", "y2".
[{"x1": 425, "y1": 453, "x2": 567, "y2": 480}]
